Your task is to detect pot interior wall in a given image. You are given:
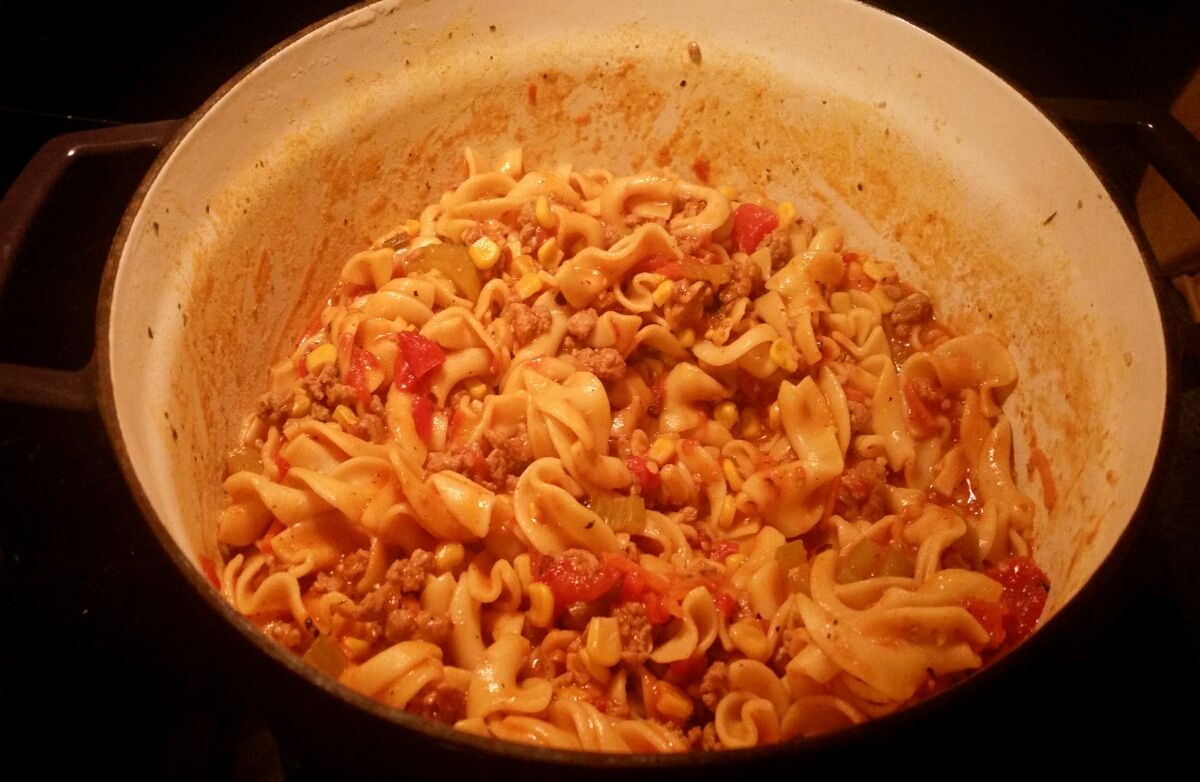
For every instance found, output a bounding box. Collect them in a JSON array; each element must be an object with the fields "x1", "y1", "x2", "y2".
[{"x1": 106, "y1": 0, "x2": 1166, "y2": 634}]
